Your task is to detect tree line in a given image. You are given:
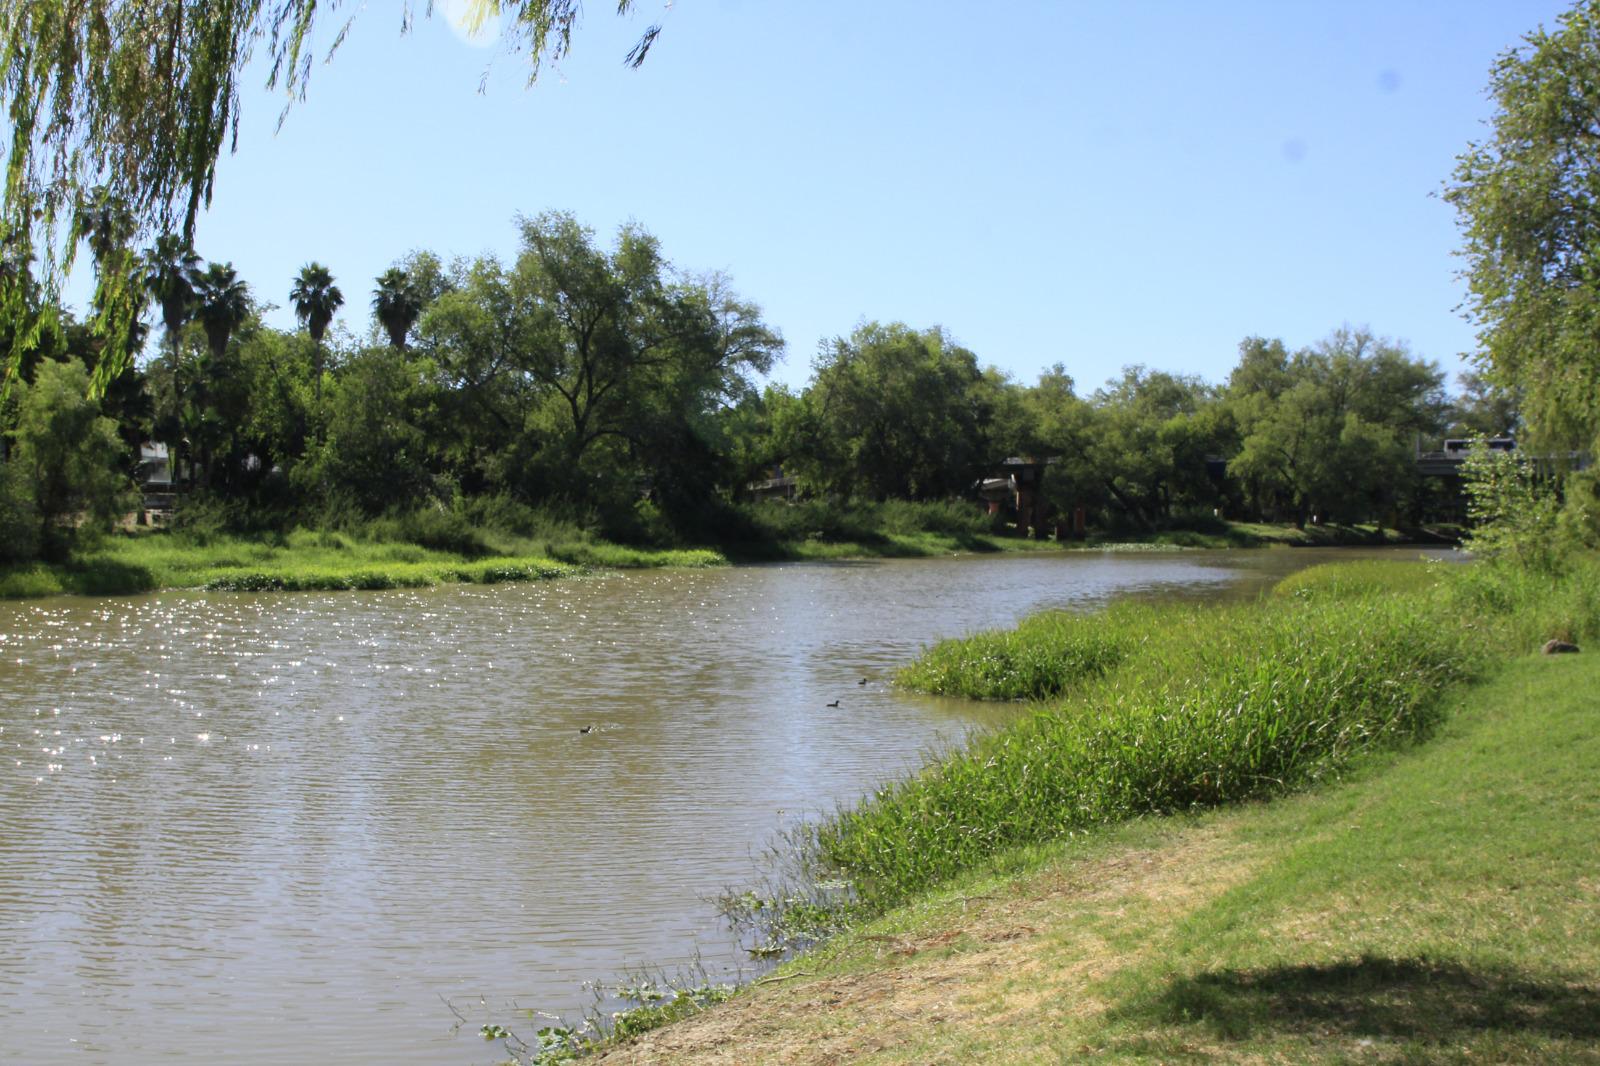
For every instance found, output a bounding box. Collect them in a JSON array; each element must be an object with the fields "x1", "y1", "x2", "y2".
[
  {"x1": 0, "y1": 209, "x2": 1508, "y2": 564},
  {"x1": 4, "y1": 1, "x2": 1600, "y2": 567}
]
